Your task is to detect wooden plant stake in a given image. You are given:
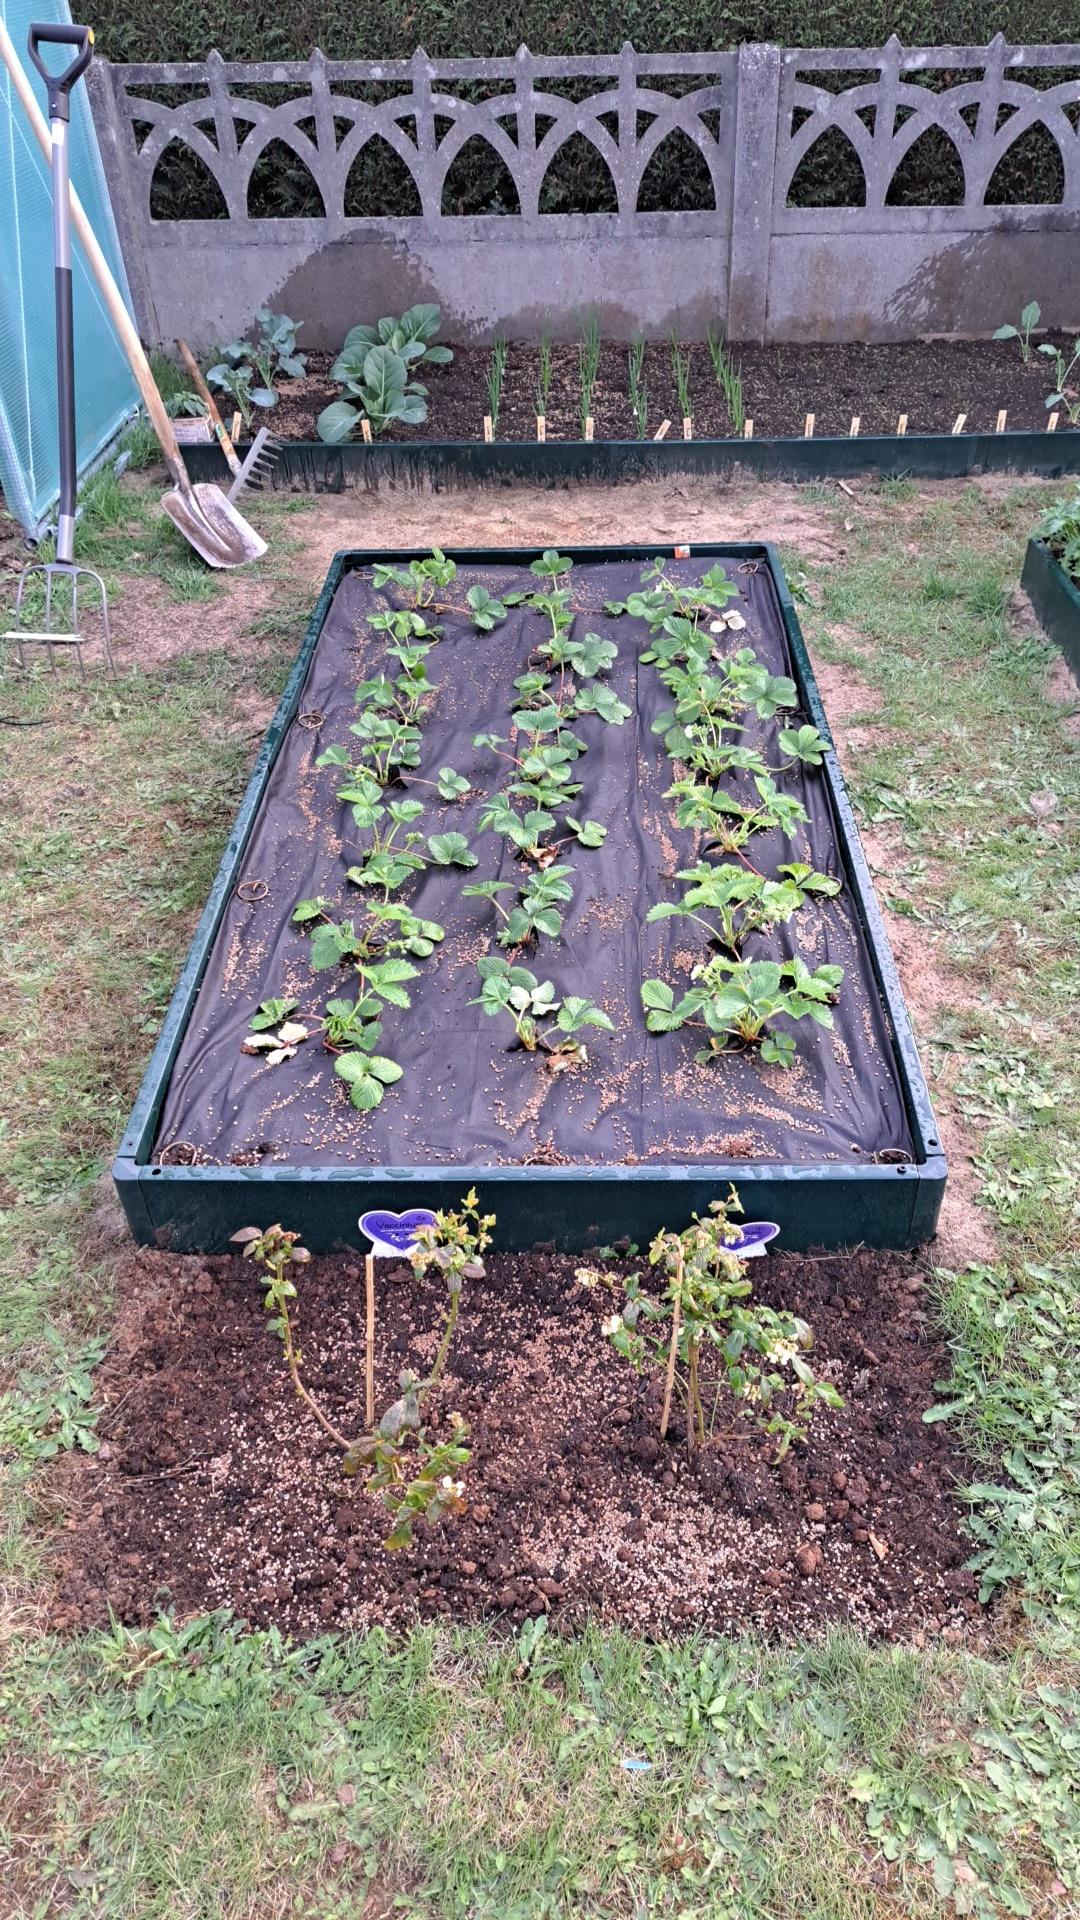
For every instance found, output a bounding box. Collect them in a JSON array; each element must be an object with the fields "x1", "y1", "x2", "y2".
[
  {"x1": 743, "y1": 418, "x2": 754, "y2": 439},
  {"x1": 952, "y1": 412, "x2": 967, "y2": 435},
  {"x1": 364, "y1": 1252, "x2": 376, "y2": 1427},
  {"x1": 897, "y1": 413, "x2": 908, "y2": 436},
  {"x1": 1048, "y1": 410, "x2": 1060, "y2": 432},
  {"x1": 996, "y1": 408, "x2": 1008, "y2": 434},
  {"x1": 804, "y1": 412, "x2": 815, "y2": 438},
  {"x1": 849, "y1": 415, "x2": 860, "y2": 438},
  {"x1": 483, "y1": 415, "x2": 494, "y2": 443},
  {"x1": 583, "y1": 415, "x2": 594, "y2": 442},
  {"x1": 536, "y1": 414, "x2": 546, "y2": 442},
  {"x1": 654, "y1": 418, "x2": 672, "y2": 440},
  {"x1": 659, "y1": 1248, "x2": 684, "y2": 1443},
  {"x1": 682, "y1": 415, "x2": 693, "y2": 440},
  {"x1": 360, "y1": 416, "x2": 372, "y2": 444},
  {"x1": 230, "y1": 410, "x2": 242, "y2": 443}
]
